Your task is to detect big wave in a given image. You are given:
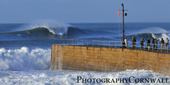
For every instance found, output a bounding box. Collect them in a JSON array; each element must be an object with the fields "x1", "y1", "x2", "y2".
[
  {"x1": 18, "y1": 20, "x2": 71, "y2": 35},
  {"x1": 0, "y1": 20, "x2": 72, "y2": 36},
  {"x1": 0, "y1": 20, "x2": 114, "y2": 40},
  {"x1": 0, "y1": 20, "x2": 80, "y2": 40}
]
